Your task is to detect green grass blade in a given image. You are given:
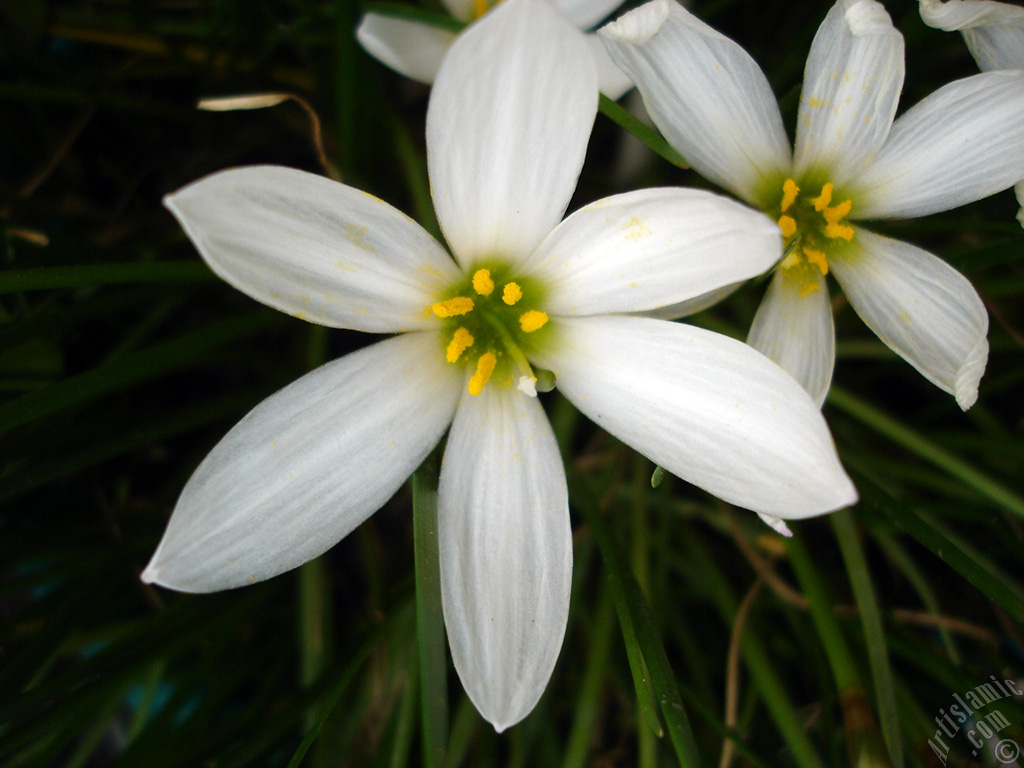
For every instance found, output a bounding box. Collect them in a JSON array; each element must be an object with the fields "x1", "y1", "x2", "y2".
[
  {"x1": 831, "y1": 510, "x2": 903, "y2": 768},
  {"x1": 0, "y1": 310, "x2": 281, "y2": 433},
  {"x1": 0, "y1": 261, "x2": 214, "y2": 294},
  {"x1": 598, "y1": 95, "x2": 689, "y2": 170}
]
